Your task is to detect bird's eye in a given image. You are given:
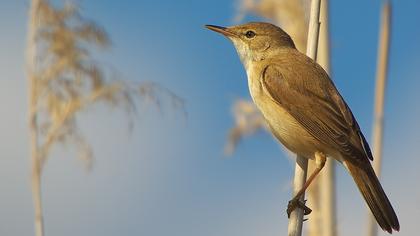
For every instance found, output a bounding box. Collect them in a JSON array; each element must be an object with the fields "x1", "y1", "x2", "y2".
[{"x1": 245, "y1": 30, "x2": 256, "y2": 38}]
